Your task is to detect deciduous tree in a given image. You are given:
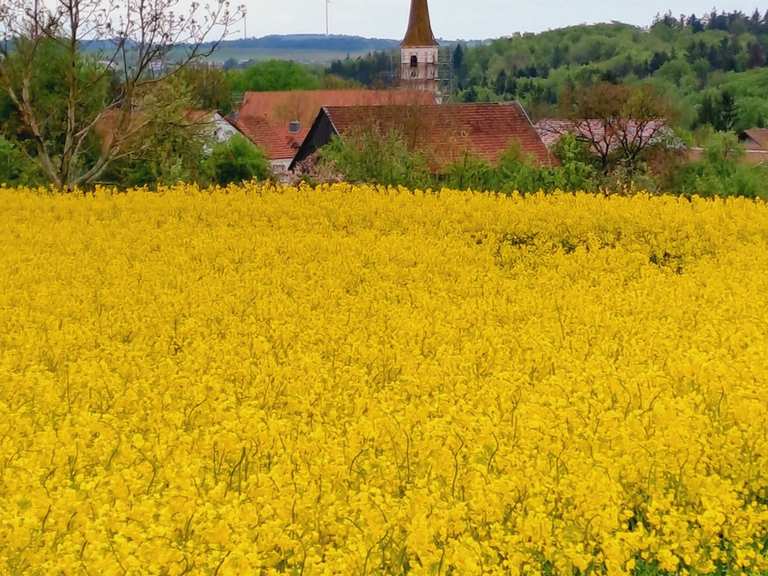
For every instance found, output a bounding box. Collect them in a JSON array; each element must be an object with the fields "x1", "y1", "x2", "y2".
[
  {"x1": 559, "y1": 83, "x2": 675, "y2": 174},
  {"x1": 0, "y1": 0, "x2": 243, "y2": 189}
]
